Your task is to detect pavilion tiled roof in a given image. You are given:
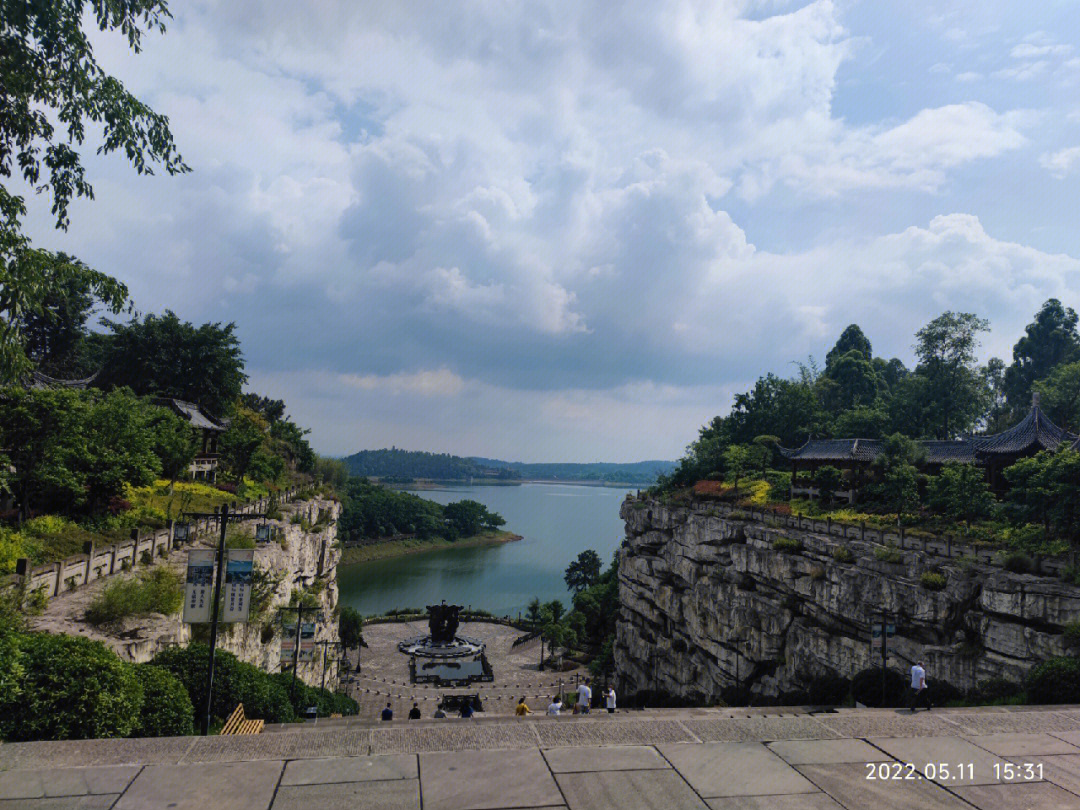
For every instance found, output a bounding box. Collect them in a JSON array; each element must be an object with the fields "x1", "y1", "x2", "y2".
[
  {"x1": 779, "y1": 438, "x2": 883, "y2": 462},
  {"x1": 25, "y1": 369, "x2": 99, "y2": 390},
  {"x1": 160, "y1": 398, "x2": 226, "y2": 432},
  {"x1": 970, "y1": 403, "x2": 1075, "y2": 456},
  {"x1": 920, "y1": 440, "x2": 978, "y2": 465}
]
